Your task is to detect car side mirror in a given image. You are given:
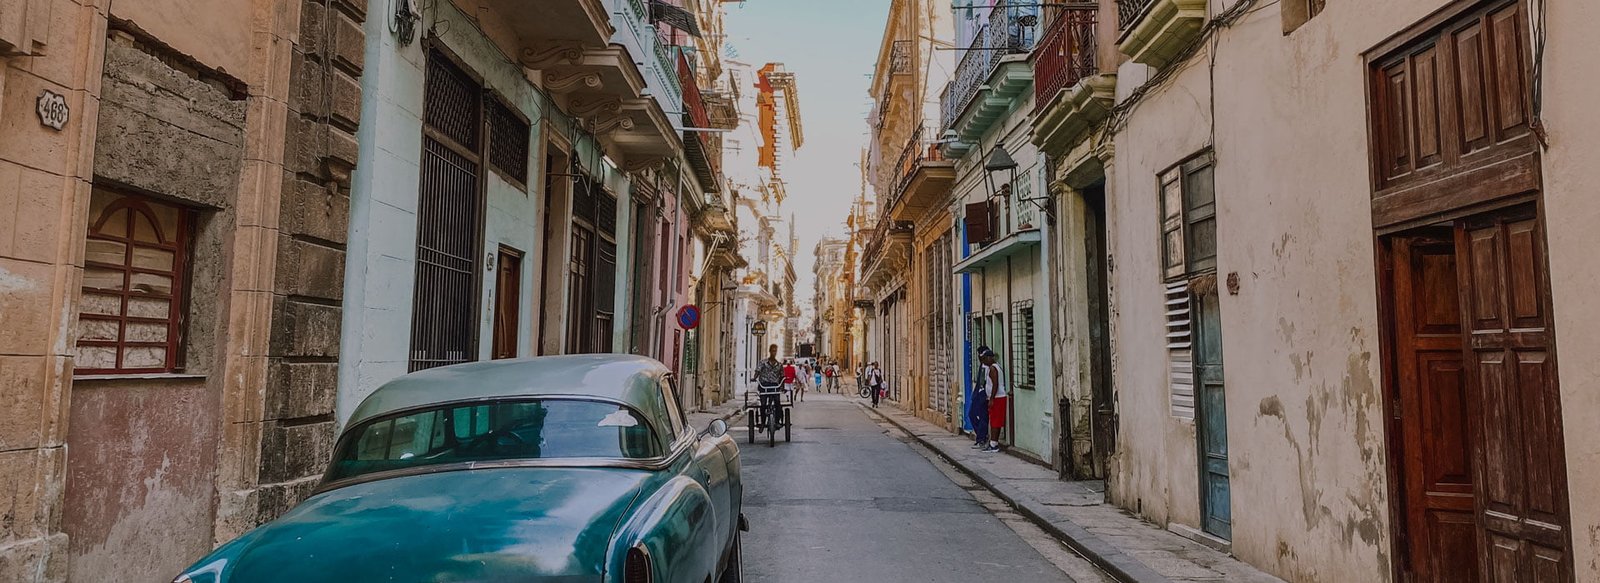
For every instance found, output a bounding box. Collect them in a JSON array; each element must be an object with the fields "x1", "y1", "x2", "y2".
[{"x1": 704, "y1": 418, "x2": 728, "y2": 438}]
